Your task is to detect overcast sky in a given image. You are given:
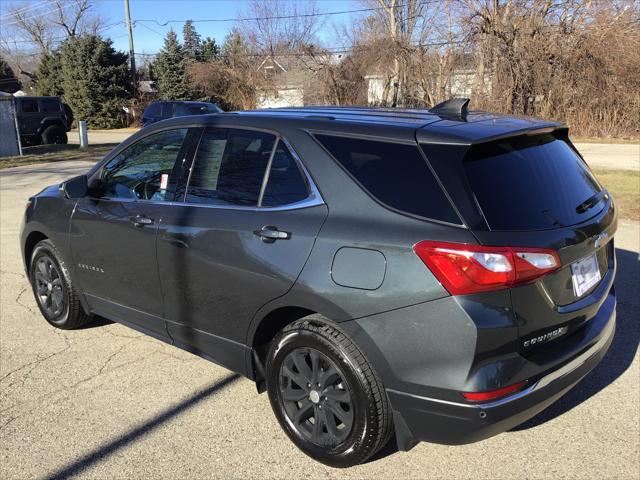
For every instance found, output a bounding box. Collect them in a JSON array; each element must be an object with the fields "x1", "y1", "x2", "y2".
[{"x1": 0, "y1": 0, "x2": 363, "y2": 55}]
